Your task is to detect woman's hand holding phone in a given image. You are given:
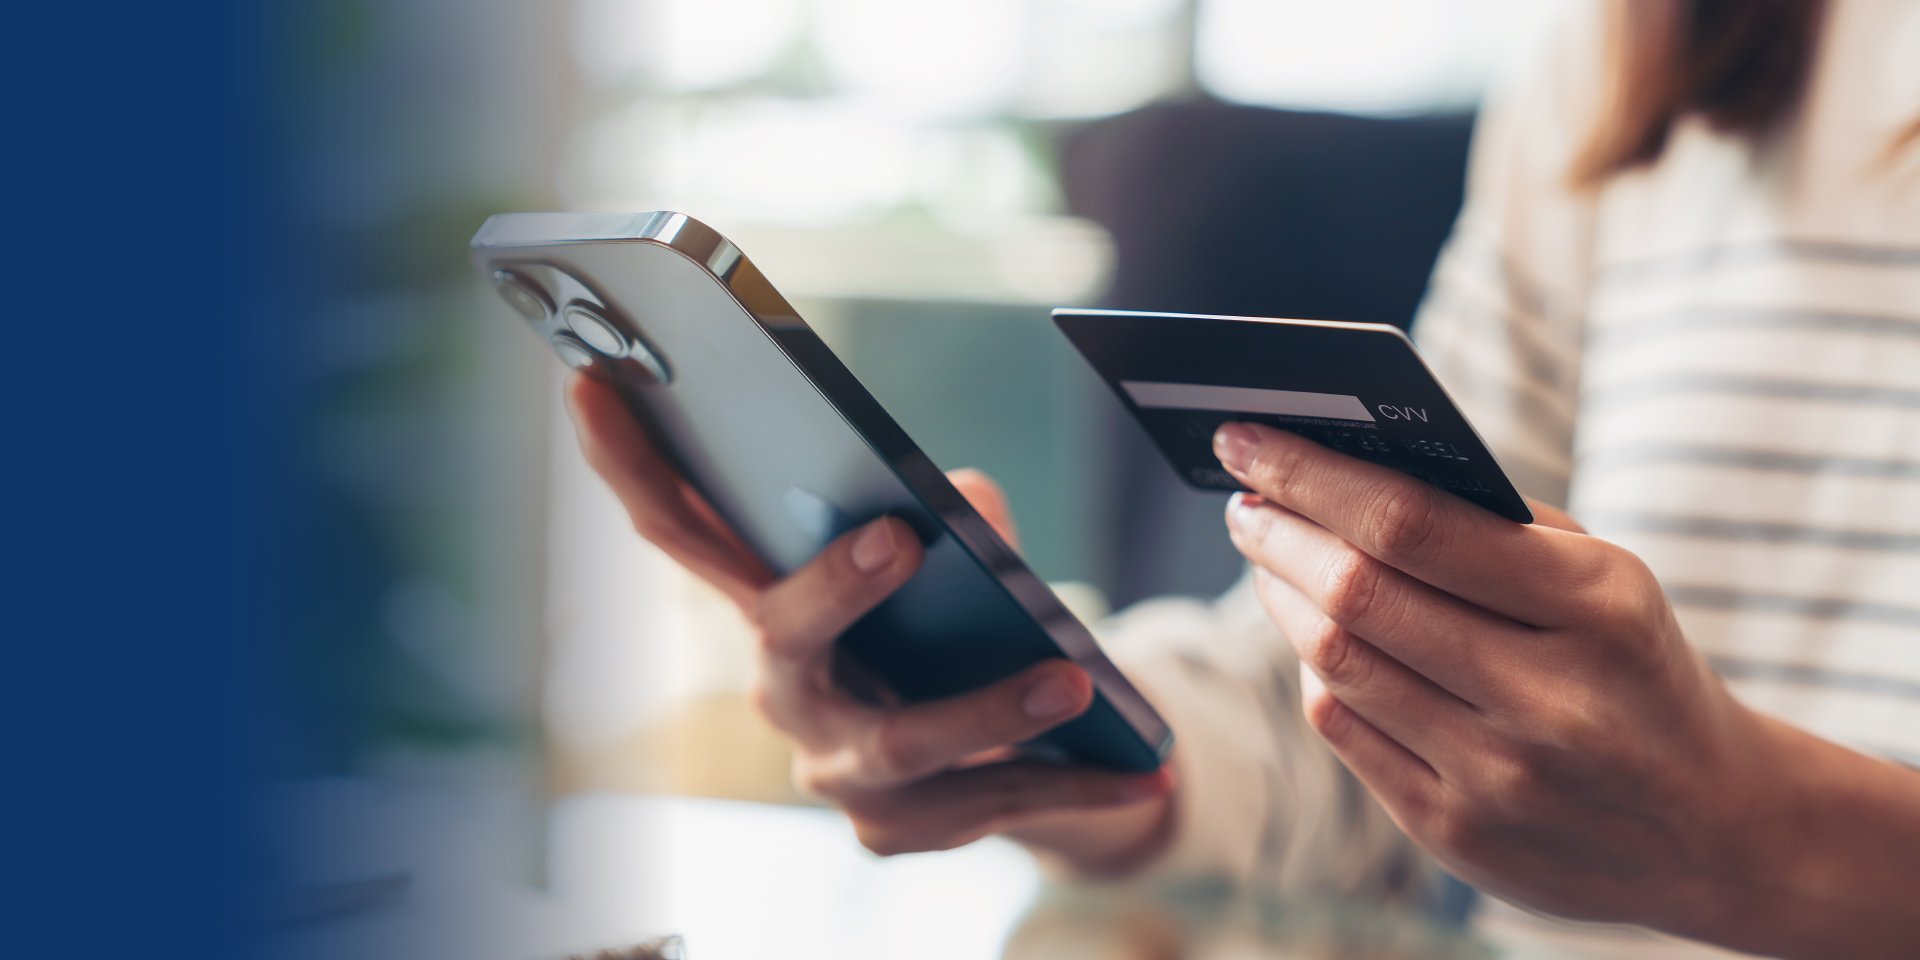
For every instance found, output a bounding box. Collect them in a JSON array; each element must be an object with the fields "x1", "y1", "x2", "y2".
[{"x1": 567, "y1": 375, "x2": 1175, "y2": 869}]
